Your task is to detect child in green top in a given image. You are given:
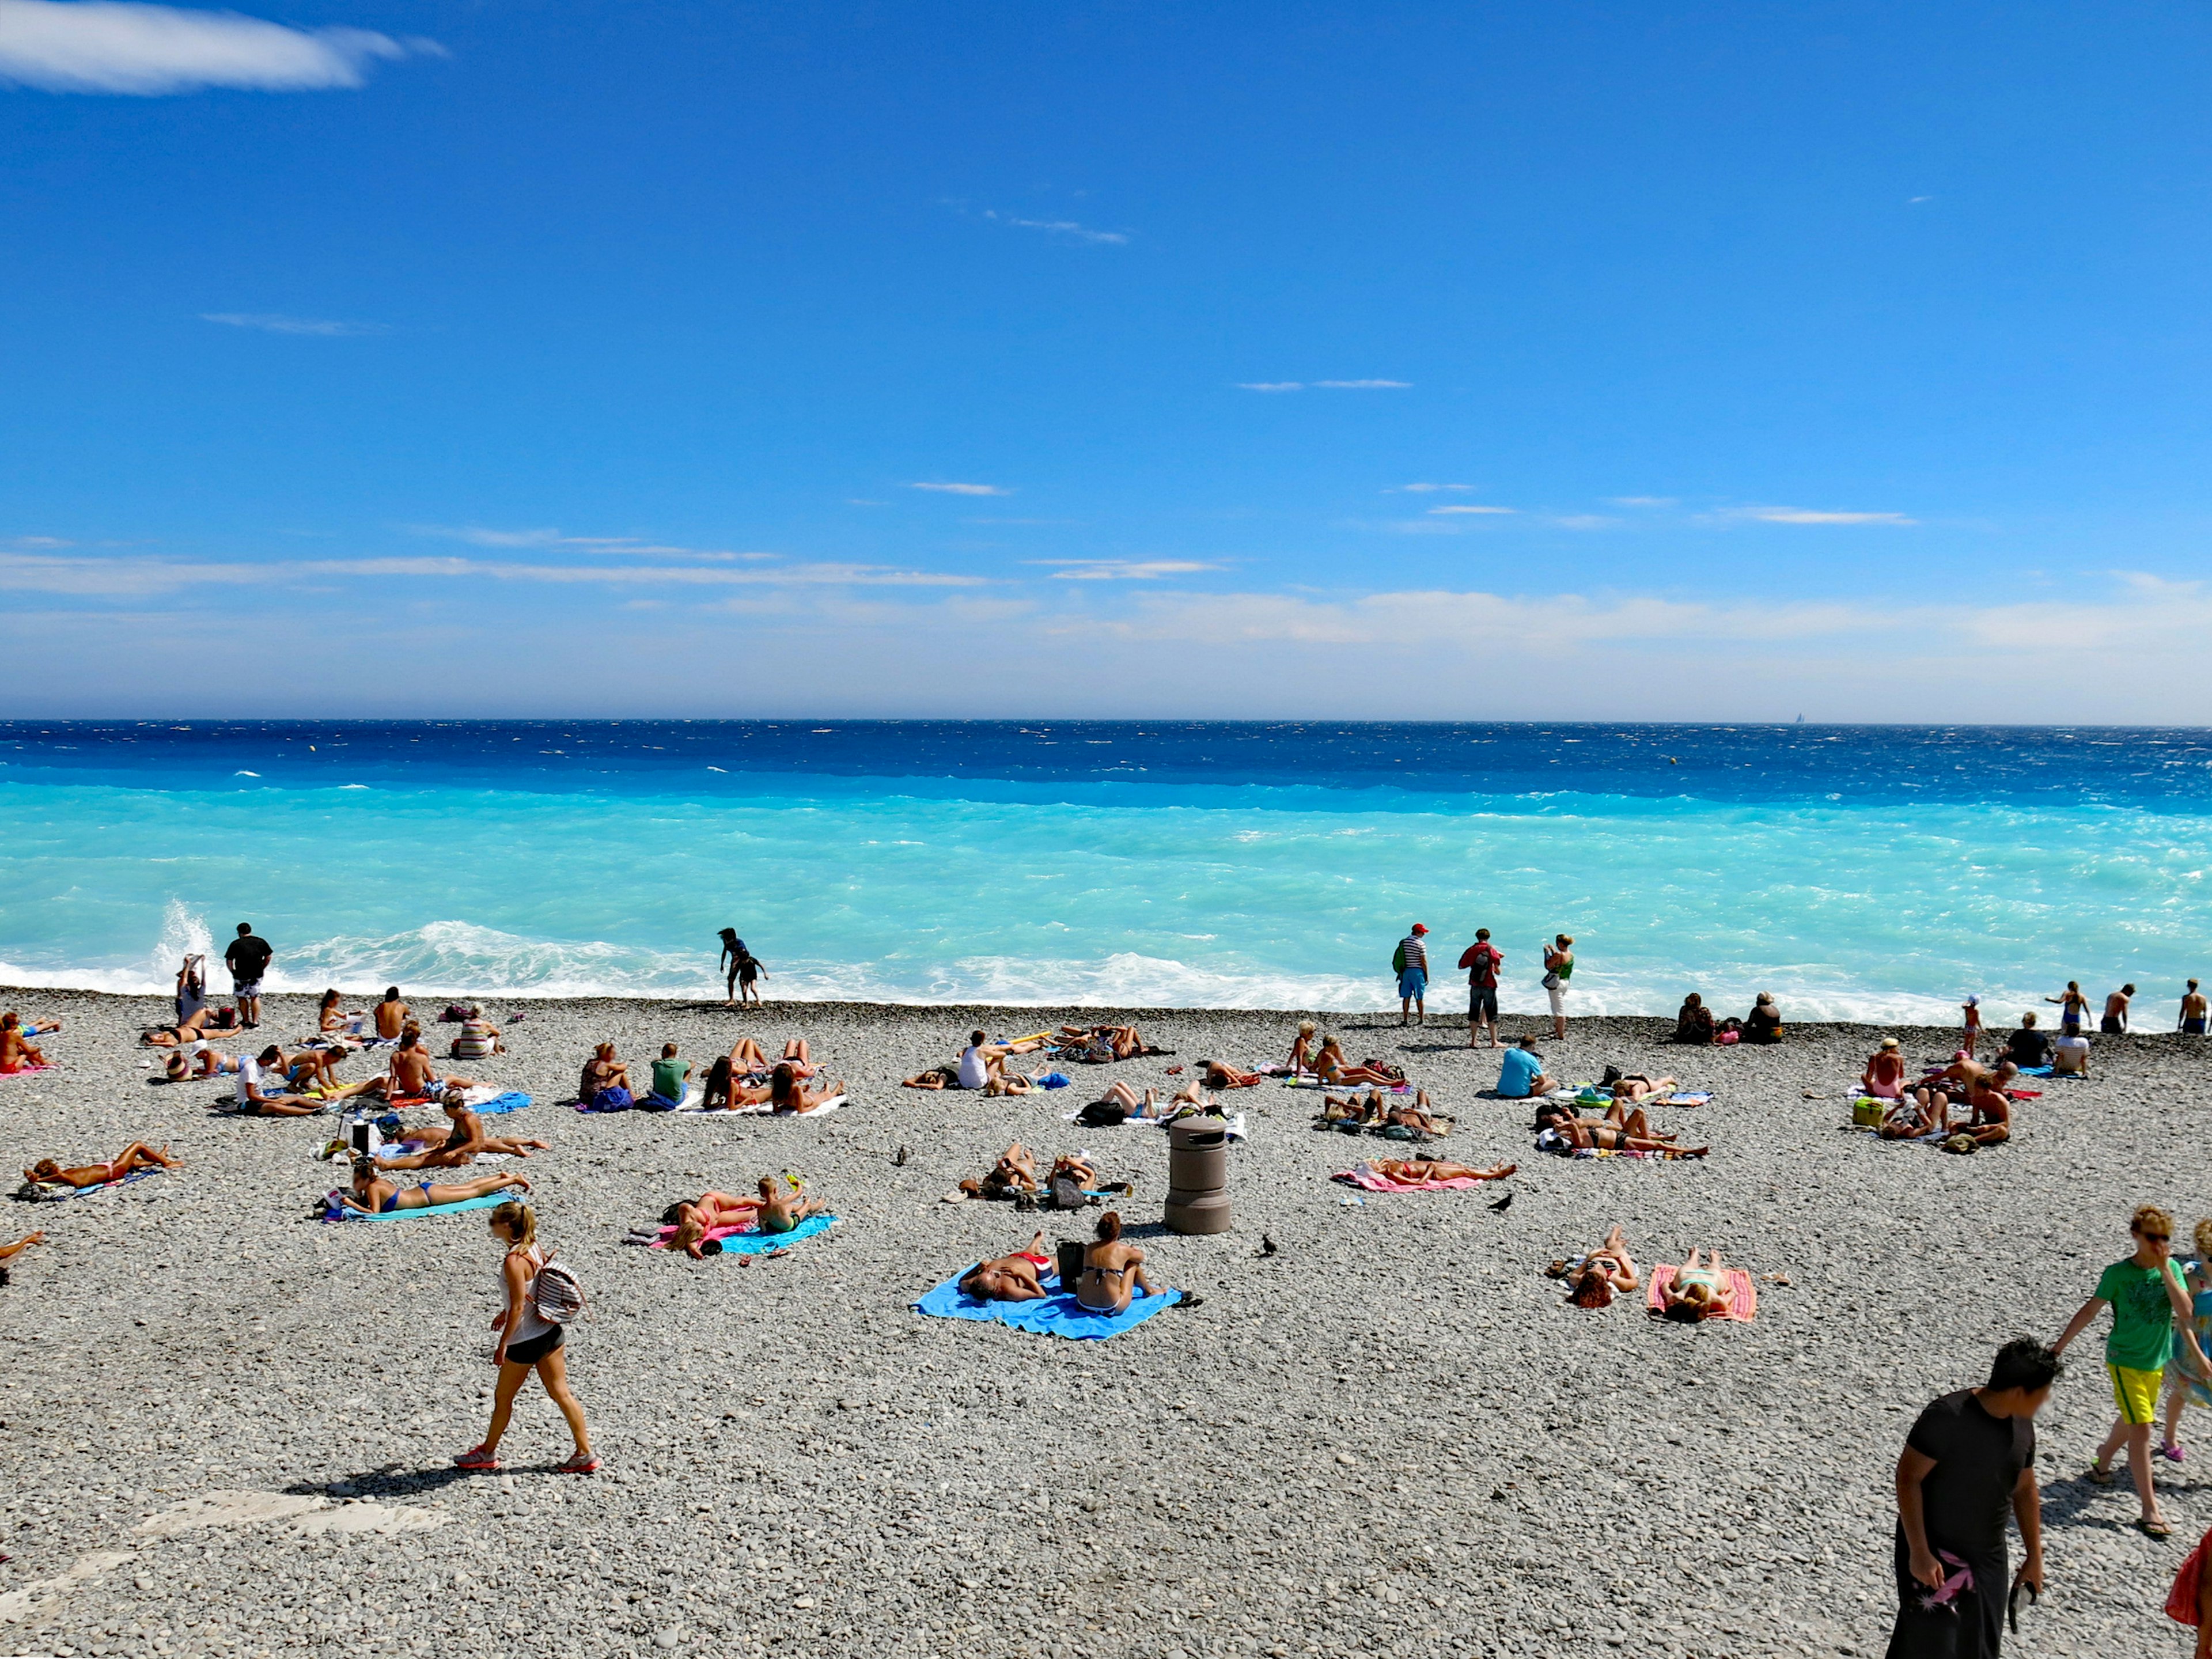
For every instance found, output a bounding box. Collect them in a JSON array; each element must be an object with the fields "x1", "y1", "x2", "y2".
[{"x1": 2052, "y1": 1203, "x2": 2212, "y2": 1537}]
